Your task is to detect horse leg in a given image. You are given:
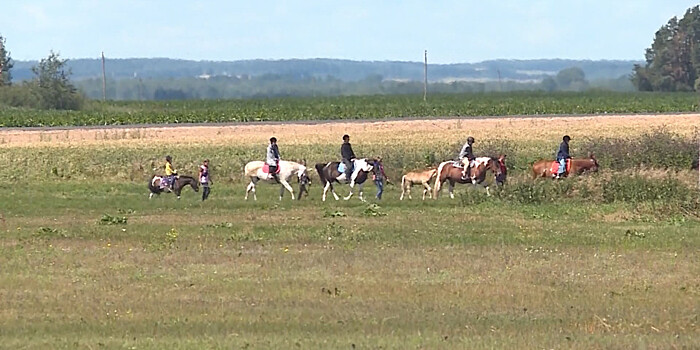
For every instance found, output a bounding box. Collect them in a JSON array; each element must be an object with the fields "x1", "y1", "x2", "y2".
[
  {"x1": 330, "y1": 183, "x2": 340, "y2": 201},
  {"x1": 400, "y1": 183, "x2": 406, "y2": 200},
  {"x1": 423, "y1": 182, "x2": 432, "y2": 200},
  {"x1": 449, "y1": 181, "x2": 455, "y2": 199},
  {"x1": 280, "y1": 180, "x2": 295, "y2": 201},
  {"x1": 358, "y1": 183, "x2": 365, "y2": 202},
  {"x1": 407, "y1": 182, "x2": 413, "y2": 200},
  {"x1": 485, "y1": 185, "x2": 491, "y2": 197},
  {"x1": 322, "y1": 182, "x2": 329, "y2": 201},
  {"x1": 344, "y1": 182, "x2": 355, "y2": 200},
  {"x1": 245, "y1": 180, "x2": 255, "y2": 200},
  {"x1": 149, "y1": 192, "x2": 154, "y2": 199}
]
